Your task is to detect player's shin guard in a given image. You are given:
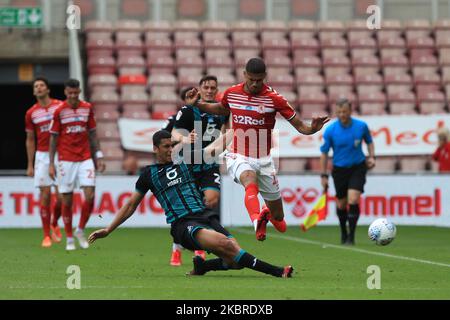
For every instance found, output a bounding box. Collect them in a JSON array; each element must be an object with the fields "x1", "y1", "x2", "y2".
[
  {"x1": 233, "y1": 249, "x2": 284, "y2": 277},
  {"x1": 40, "y1": 205, "x2": 51, "y2": 237},
  {"x1": 348, "y1": 204, "x2": 360, "y2": 241},
  {"x1": 52, "y1": 201, "x2": 61, "y2": 227},
  {"x1": 78, "y1": 200, "x2": 94, "y2": 230},
  {"x1": 244, "y1": 183, "x2": 260, "y2": 222},
  {"x1": 61, "y1": 203, "x2": 73, "y2": 237}
]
